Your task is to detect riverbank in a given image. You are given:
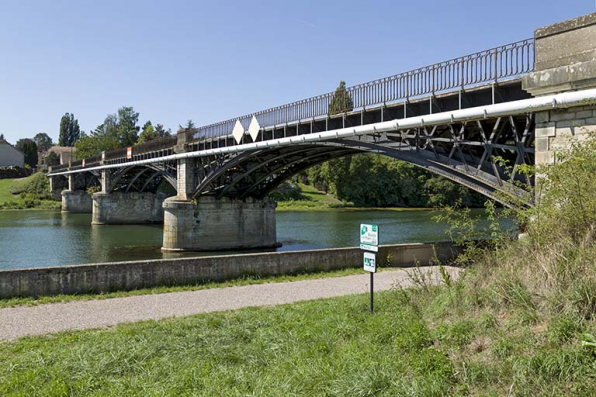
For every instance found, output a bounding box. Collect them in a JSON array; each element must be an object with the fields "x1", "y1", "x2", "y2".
[
  {"x1": 0, "y1": 175, "x2": 60, "y2": 210},
  {"x1": 1, "y1": 266, "x2": 590, "y2": 395},
  {"x1": 275, "y1": 183, "x2": 433, "y2": 211}
]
